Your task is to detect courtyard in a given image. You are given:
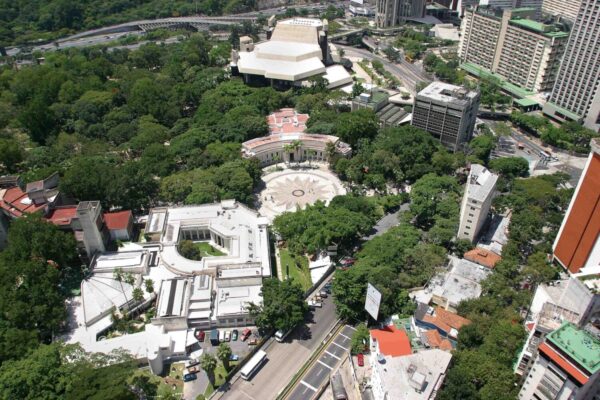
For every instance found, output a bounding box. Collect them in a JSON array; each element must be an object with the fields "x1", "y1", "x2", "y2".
[{"x1": 257, "y1": 163, "x2": 347, "y2": 221}]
